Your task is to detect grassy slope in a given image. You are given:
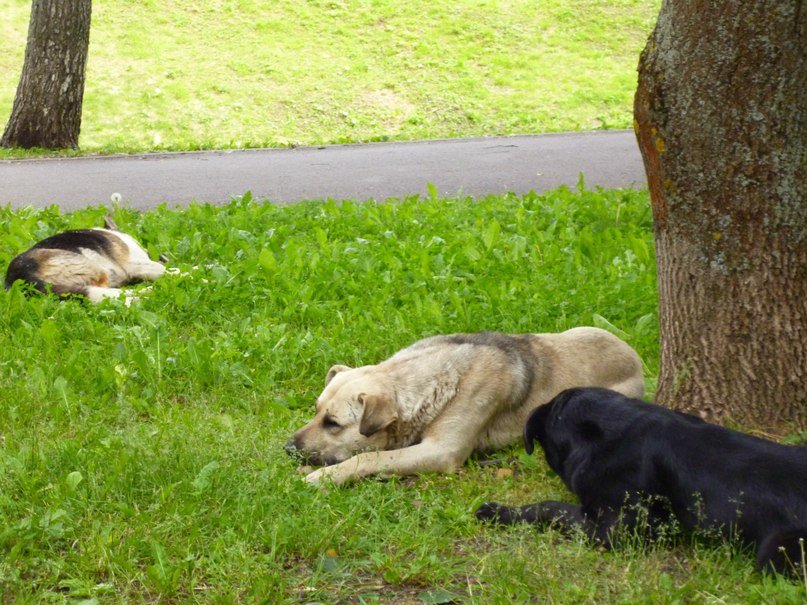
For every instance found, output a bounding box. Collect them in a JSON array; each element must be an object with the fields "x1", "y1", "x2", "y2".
[
  {"x1": 1, "y1": 190, "x2": 803, "y2": 603},
  {"x1": 0, "y1": 0, "x2": 658, "y2": 154}
]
